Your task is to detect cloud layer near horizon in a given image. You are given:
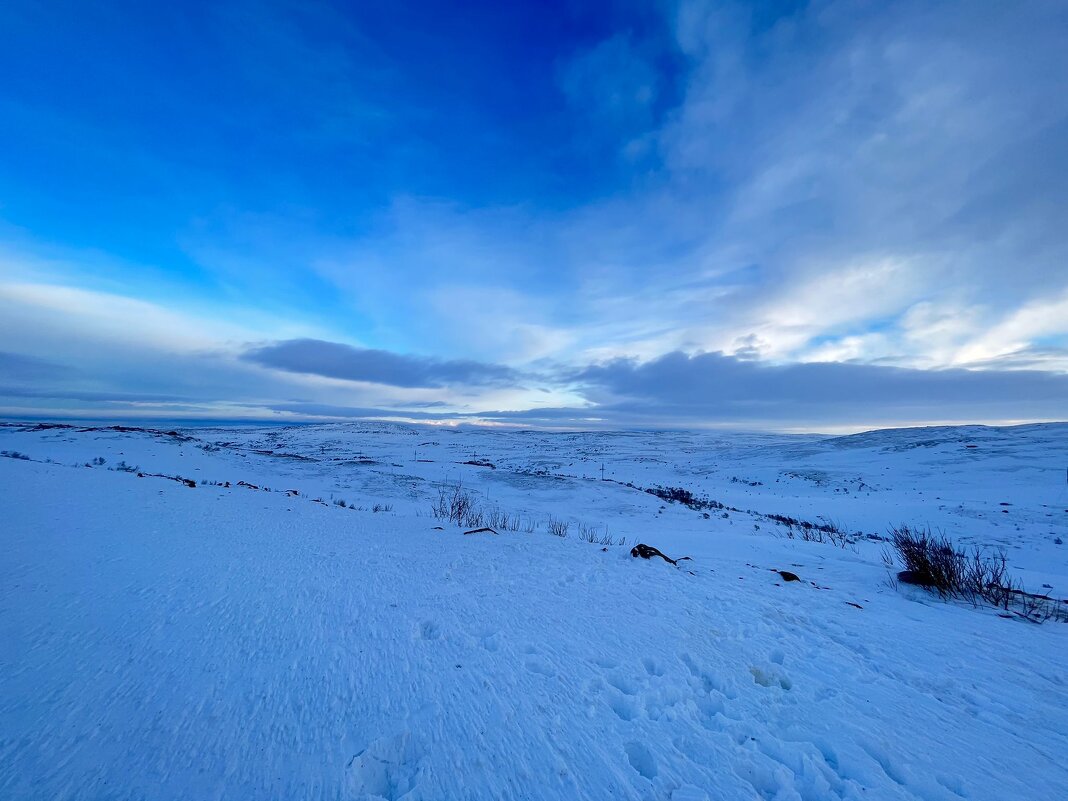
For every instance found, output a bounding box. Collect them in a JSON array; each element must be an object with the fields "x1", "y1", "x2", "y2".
[
  {"x1": 242, "y1": 339, "x2": 519, "y2": 389},
  {"x1": 2, "y1": 307, "x2": 1065, "y2": 429}
]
